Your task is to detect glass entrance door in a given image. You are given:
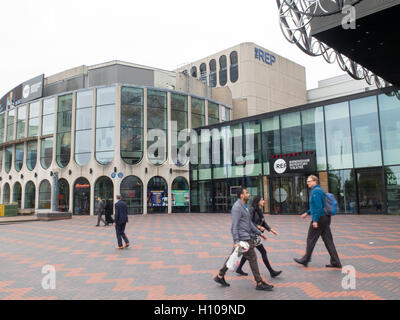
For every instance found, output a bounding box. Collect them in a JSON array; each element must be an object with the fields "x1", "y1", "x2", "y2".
[
  {"x1": 357, "y1": 168, "x2": 384, "y2": 214},
  {"x1": 270, "y1": 175, "x2": 309, "y2": 214}
]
